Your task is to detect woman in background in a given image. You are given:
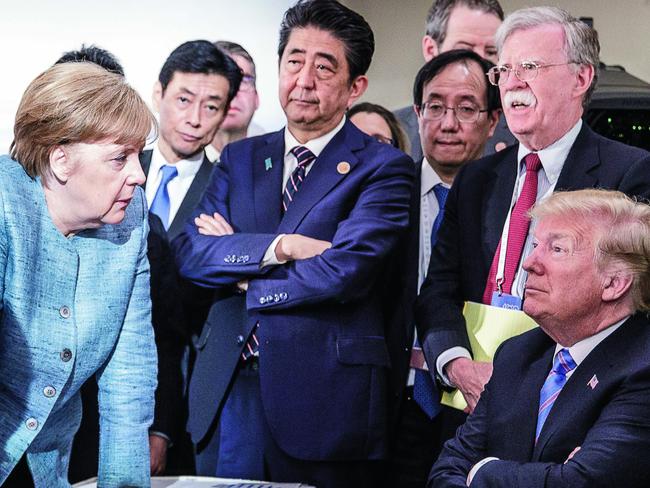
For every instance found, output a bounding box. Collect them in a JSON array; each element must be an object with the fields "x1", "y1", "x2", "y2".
[
  {"x1": 0, "y1": 61, "x2": 157, "y2": 487},
  {"x1": 349, "y1": 102, "x2": 410, "y2": 153}
]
